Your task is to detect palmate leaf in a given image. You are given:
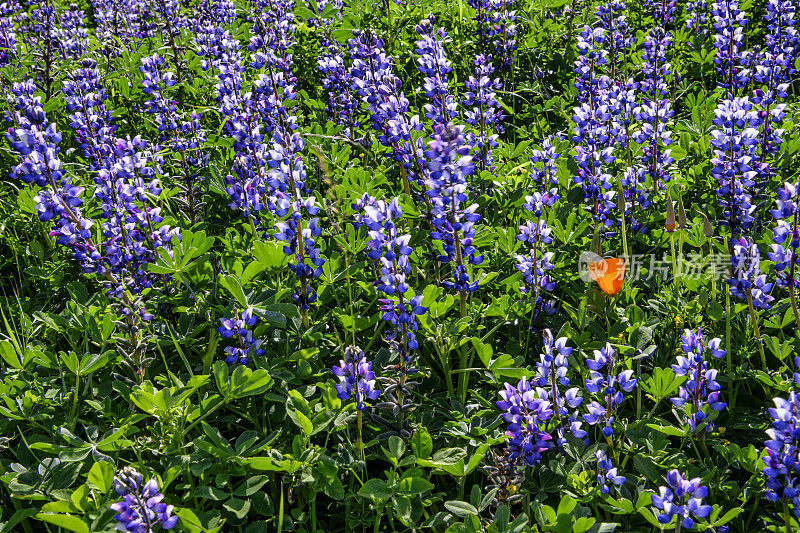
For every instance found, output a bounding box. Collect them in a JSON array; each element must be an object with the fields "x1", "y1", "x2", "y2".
[
  {"x1": 213, "y1": 361, "x2": 274, "y2": 400},
  {"x1": 148, "y1": 229, "x2": 215, "y2": 275}
]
